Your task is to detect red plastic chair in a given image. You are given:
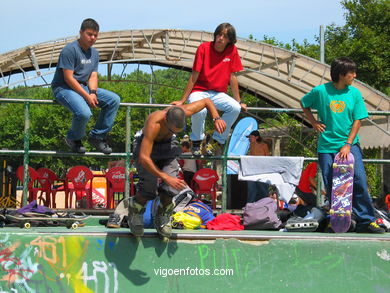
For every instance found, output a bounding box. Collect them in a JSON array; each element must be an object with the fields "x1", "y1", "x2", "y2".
[
  {"x1": 105, "y1": 167, "x2": 135, "y2": 209},
  {"x1": 16, "y1": 166, "x2": 46, "y2": 206},
  {"x1": 192, "y1": 168, "x2": 219, "y2": 209},
  {"x1": 36, "y1": 168, "x2": 62, "y2": 208},
  {"x1": 65, "y1": 166, "x2": 94, "y2": 209}
]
